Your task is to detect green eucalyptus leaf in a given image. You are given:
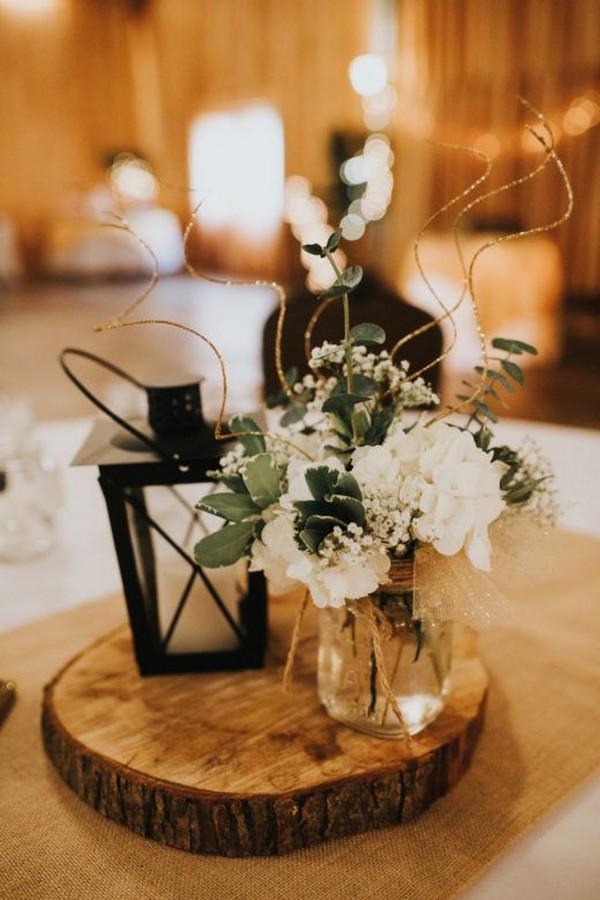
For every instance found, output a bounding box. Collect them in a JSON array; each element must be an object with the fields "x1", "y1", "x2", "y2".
[
  {"x1": 473, "y1": 399, "x2": 498, "y2": 423},
  {"x1": 242, "y1": 453, "x2": 281, "y2": 508},
  {"x1": 512, "y1": 339, "x2": 538, "y2": 355},
  {"x1": 350, "y1": 323, "x2": 386, "y2": 346},
  {"x1": 326, "y1": 230, "x2": 342, "y2": 253},
  {"x1": 341, "y1": 265, "x2": 363, "y2": 288},
  {"x1": 210, "y1": 472, "x2": 248, "y2": 492},
  {"x1": 197, "y1": 492, "x2": 262, "y2": 523},
  {"x1": 322, "y1": 393, "x2": 367, "y2": 414},
  {"x1": 501, "y1": 359, "x2": 525, "y2": 385},
  {"x1": 321, "y1": 394, "x2": 367, "y2": 416},
  {"x1": 500, "y1": 464, "x2": 519, "y2": 490},
  {"x1": 279, "y1": 404, "x2": 307, "y2": 427},
  {"x1": 302, "y1": 242, "x2": 324, "y2": 256},
  {"x1": 504, "y1": 475, "x2": 549, "y2": 503},
  {"x1": 285, "y1": 366, "x2": 299, "y2": 386},
  {"x1": 194, "y1": 521, "x2": 254, "y2": 568},
  {"x1": 317, "y1": 283, "x2": 348, "y2": 300},
  {"x1": 476, "y1": 367, "x2": 515, "y2": 393},
  {"x1": 491, "y1": 337, "x2": 538, "y2": 355},
  {"x1": 229, "y1": 415, "x2": 266, "y2": 456},
  {"x1": 266, "y1": 390, "x2": 288, "y2": 409},
  {"x1": 332, "y1": 374, "x2": 378, "y2": 398},
  {"x1": 363, "y1": 406, "x2": 395, "y2": 446}
]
